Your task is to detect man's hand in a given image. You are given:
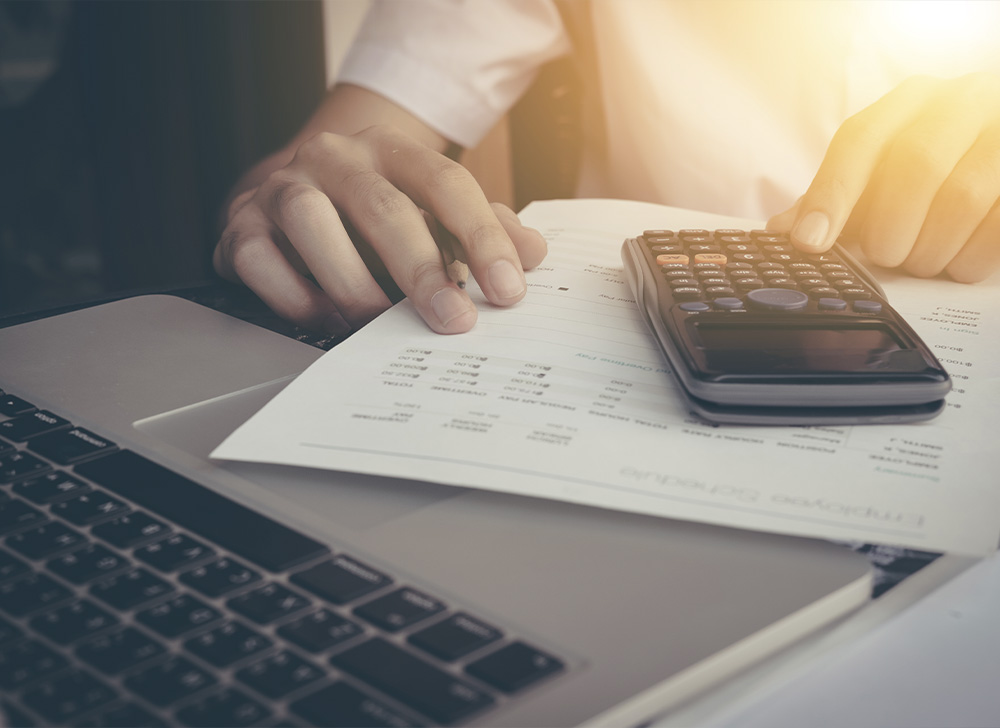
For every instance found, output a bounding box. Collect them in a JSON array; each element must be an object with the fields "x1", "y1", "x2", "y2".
[
  {"x1": 214, "y1": 122, "x2": 546, "y2": 335},
  {"x1": 768, "y1": 72, "x2": 1000, "y2": 283}
]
